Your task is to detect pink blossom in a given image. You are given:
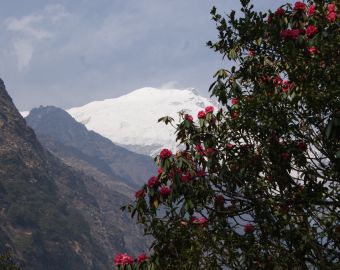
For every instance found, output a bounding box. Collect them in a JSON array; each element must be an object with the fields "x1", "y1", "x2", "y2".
[
  {"x1": 226, "y1": 143, "x2": 235, "y2": 150},
  {"x1": 147, "y1": 176, "x2": 160, "y2": 188},
  {"x1": 180, "y1": 171, "x2": 191, "y2": 183},
  {"x1": 157, "y1": 167, "x2": 164, "y2": 175},
  {"x1": 305, "y1": 25, "x2": 318, "y2": 37},
  {"x1": 196, "y1": 169, "x2": 206, "y2": 177},
  {"x1": 308, "y1": 46, "x2": 318, "y2": 54},
  {"x1": 280, "y1": 29, "x2": 300, "y2": 40},
  {"x1": 248, "y1": 49, "x2": 256, "y2": 56},
  {"x1": 137, "y1": 254, "x2": 149, "y2": 264},
  {"x1": 282, "y1": 80, "x2": 292, "y2": 92},
  {"x1": 307, "y1": 4, "x2": 316, "y2": 16},
  {"x1": 275, "y1": 7, "x2": 285, "y2": 16},
  {"x1": 273, "y1": 76, "x2": 283, "y2": 86},
  {"x1": 159, "y1": 148, "x2": 172, "y2": 159},
  {"x1": 294, "y1": 1, "x2": 306, "y2": 11},
  {"x1": 231, "y1": 98, "x2": 238, "y2": 105},
  {"x1": 185, "y1": 114, "x2": 193, "y2": 122},
  {"x1": 197, "y1": 110, "x2": 206, "y2": 119},
  {"x1": 114, "y1": 253, "x2": 134, "y2": 266},
  {"x1": 192, "y1": 216, "x2": 208, "y2": 225},
  {"x1": 195, "y1": 144, "x2": 205, "y2": 156},
  {"x1": 327, "y1": 11, "x2": 337, "y2": 22},
  {"x1": 135, "y1": 189, "x2": 145, "y2": 199},
  {"x1": 205, "y1": 106, "x2": 214, "y2": 113},
  {"x1": 244, "y1": 223, "x2": 255, "y2": 234},
  {"x1": 328, "y1": 3, "x2": 336, "y2": 12},
  {"x1": 160, "y1": 186, "x2": 171, "y2": 197},
  {"x1": 267, "y1": 14, "x2": 273, "y2": 23}
]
